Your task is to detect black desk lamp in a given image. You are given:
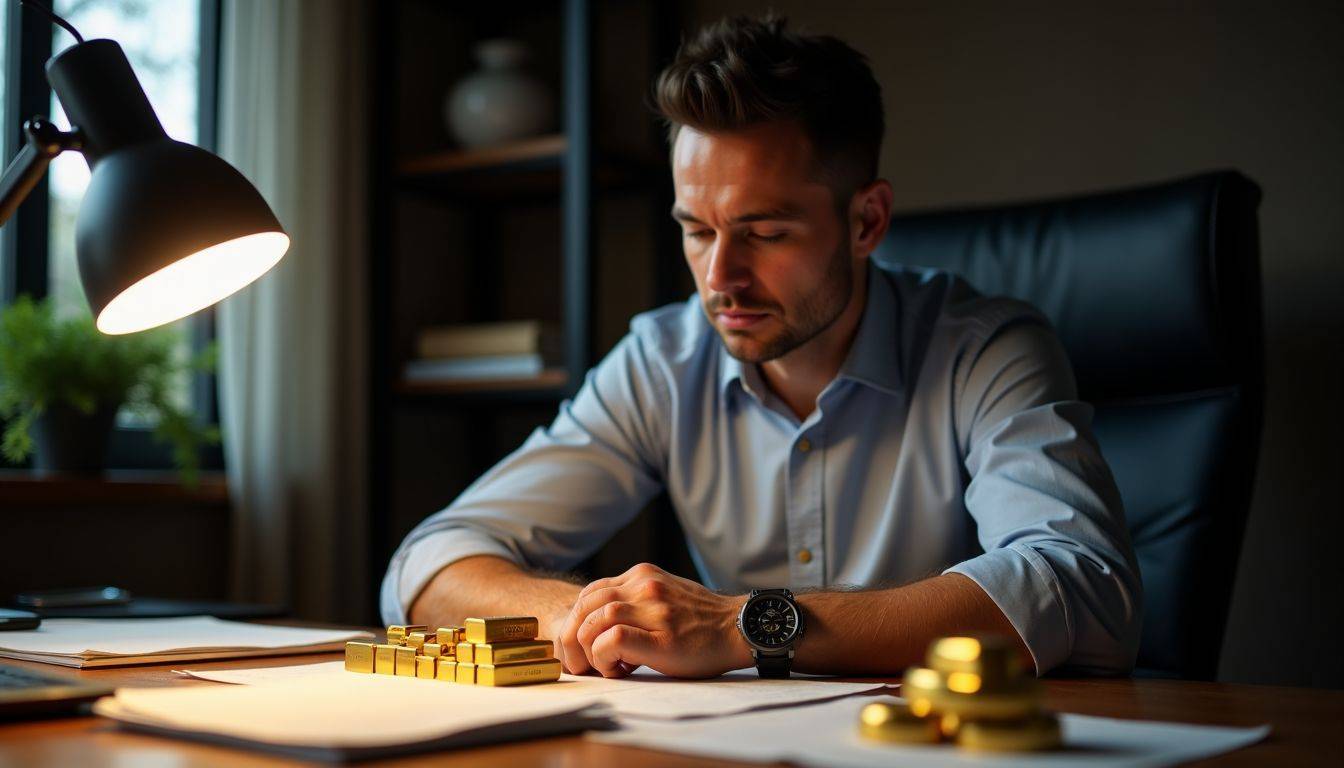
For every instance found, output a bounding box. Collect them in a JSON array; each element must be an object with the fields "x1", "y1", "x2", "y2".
[{"x1": 0, "y1": 0, "x2": 288, "y2": 334}]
